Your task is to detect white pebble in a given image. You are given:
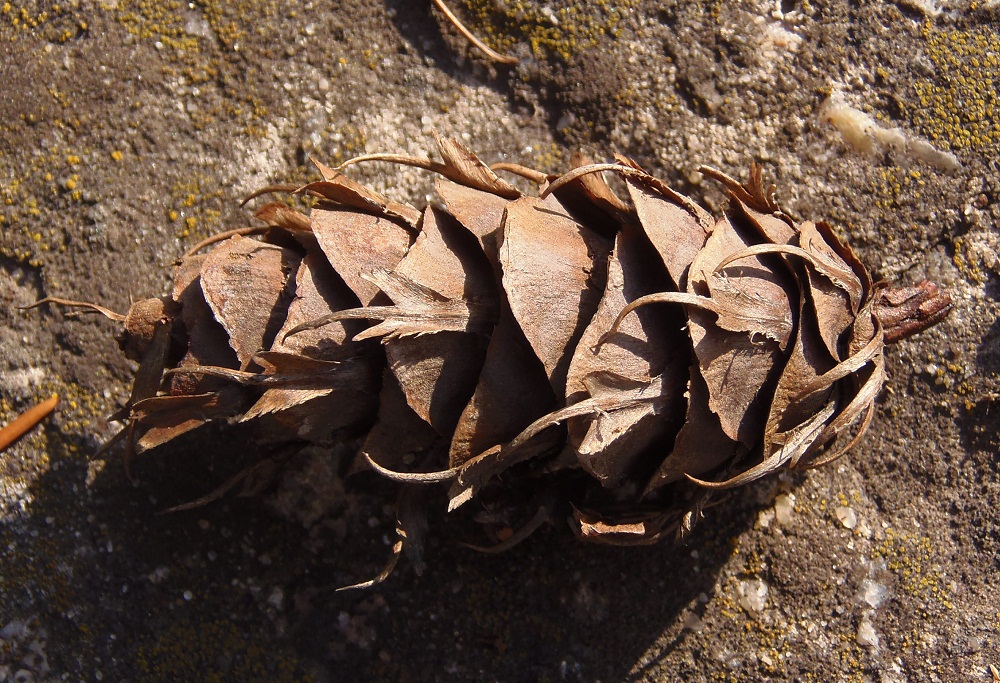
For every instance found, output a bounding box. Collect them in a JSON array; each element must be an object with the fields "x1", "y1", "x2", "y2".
[
  {"x1": 736, "y1": 579, "x2": 769, "y2": 613},
  {"x1": 860, "y1": 579, "x2": 891, "y2": 609},
  {"x1": 857, "y1": 619, "x2": 880, "y2": 649},
  {"x1": 835, "y1": 506, "x2": 858, "y2": 529},
  {"x1": 267, "y1": 587, "x2": 284, "y2": 611},
  {"x1": 147, "y1": 566, "x2": 170, "y2": 584},
  {"x1": 774, "y1": 493, "x2": 795, "y2": 525},
  {"x1": 682, "y1": 612, "x2": 705, "y2": 632}
]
